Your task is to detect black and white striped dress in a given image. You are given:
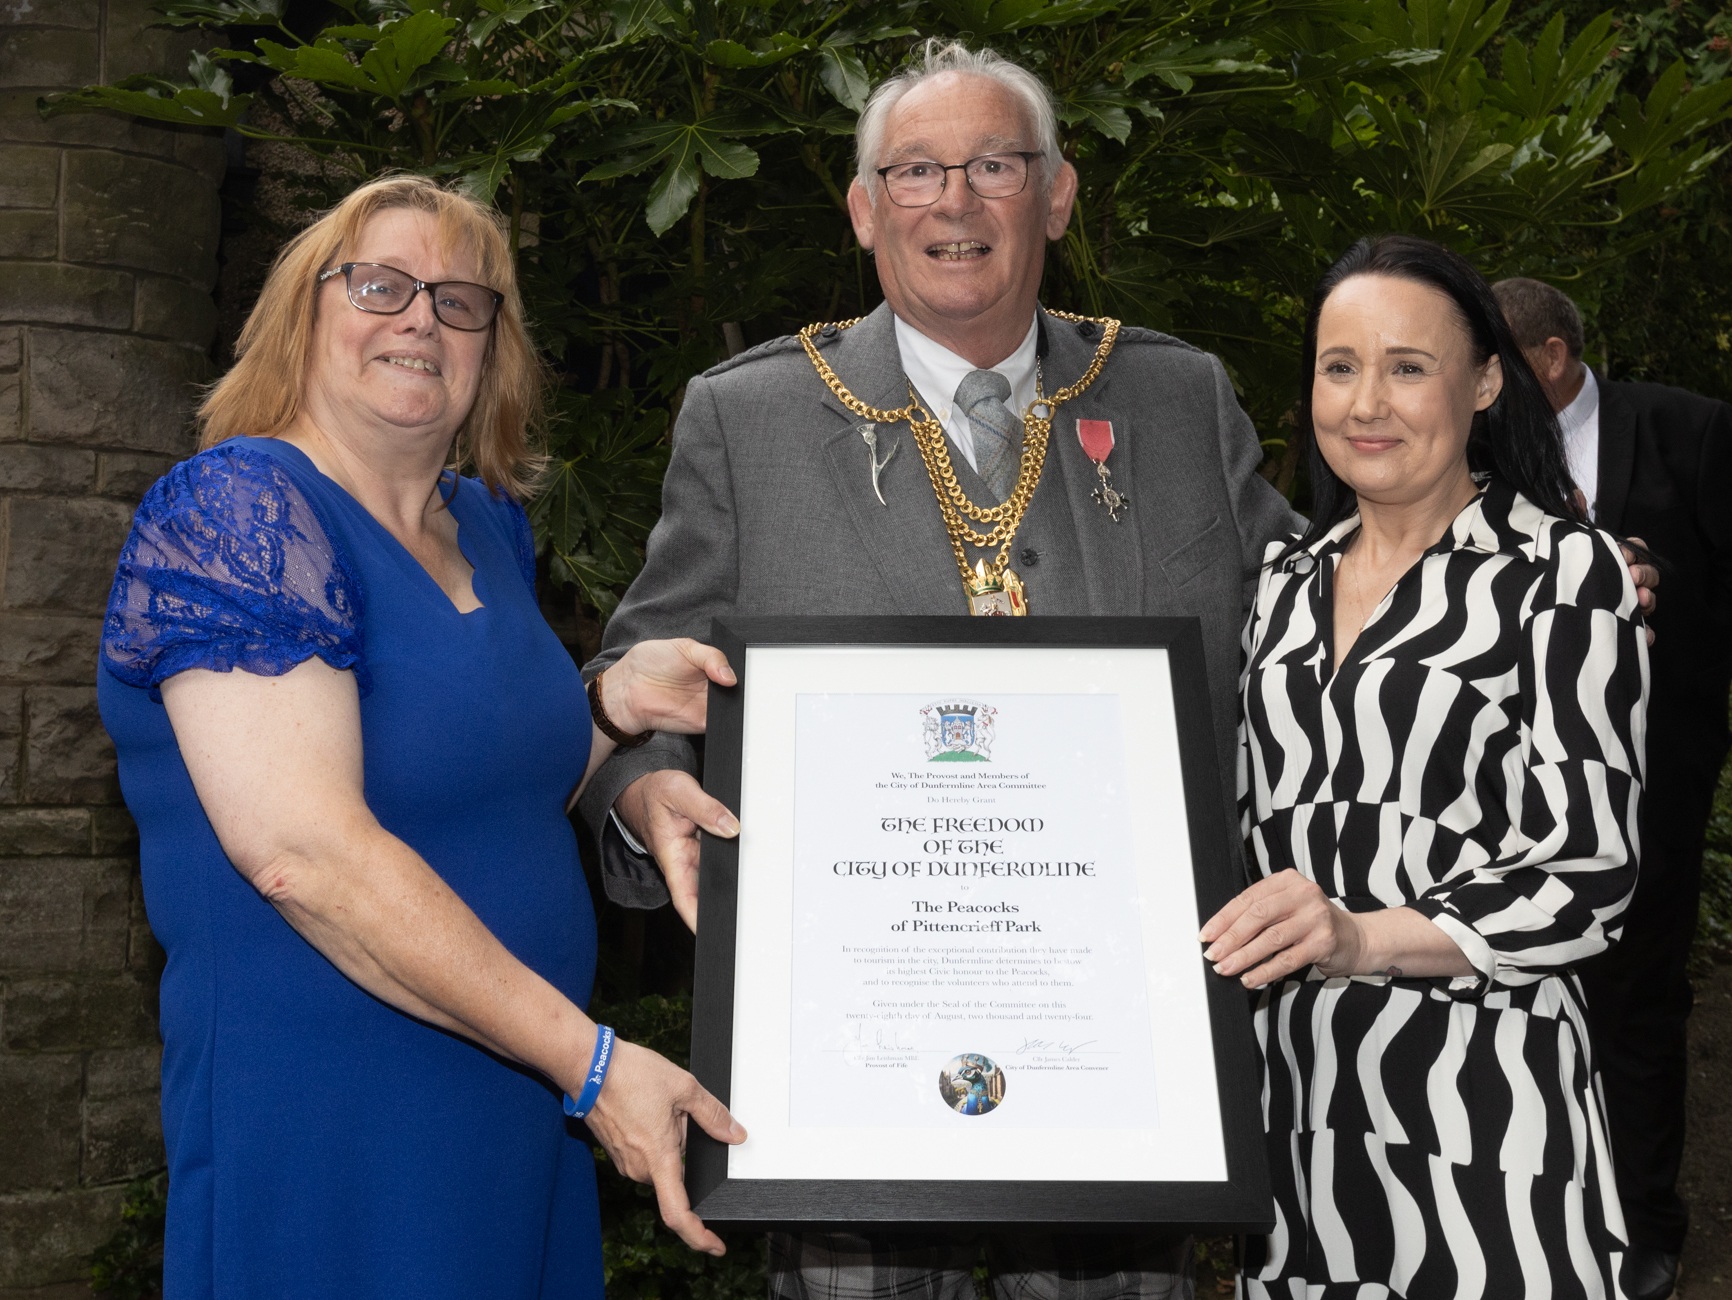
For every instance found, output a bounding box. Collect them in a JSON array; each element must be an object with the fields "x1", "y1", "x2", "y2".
[{"x1": 1237, "y1": 477, "x2": 1648, "y2": 1300}]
